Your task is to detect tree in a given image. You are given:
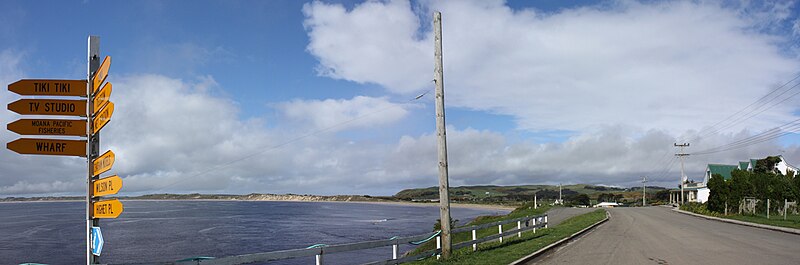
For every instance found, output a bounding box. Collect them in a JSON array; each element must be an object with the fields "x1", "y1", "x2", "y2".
[
  {"x1": 655, "y1": 190, "x2": 670, "y2": 202},
  {"x1": 570, "y1": 194, "x2": 590, "y2": 206},
  {"x1": 707, "y1": 173, "x2": 729, "y2": 213}
]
